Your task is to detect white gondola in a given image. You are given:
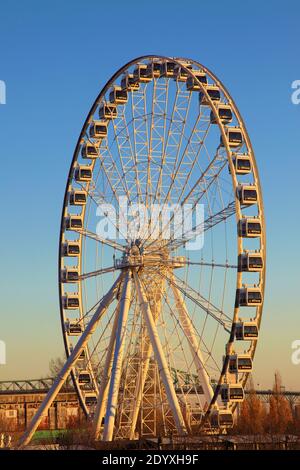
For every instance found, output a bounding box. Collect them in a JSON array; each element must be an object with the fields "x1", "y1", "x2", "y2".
[
  {"x1": 174, "y1": 63, "x2": 193, "y2": 82},
  {"x1": 65, "y1": 215, "x2": 83, "y2": 231},
  {"x1": 109, "y1": 86, "x2": 128, "y2": 104},
  {"x1": 84, "y1": 392, "x2": 97, "y2": 406},
  {"x1": 151, "y1": 62, "x2": 162, "y2": 77},
  {"x1": 160, "y1": 61, "x2": 176, "y2": 78},
  {"x1": 66, "y1": 319, "x2": 83, "y2": 335},
  {"x1": 220, "y1": 383, "x2": 244, "y2": 402},
  {"x1": 74, "y1": 165, "x2": 92, "y2": 182},
  {"x1": 210, "y1": 409, "x2": 233, "y2": 428},
  {"x1": 228, "y1": 354, "x2": 253, "y2": 372},
  {"x1": 121, "y1": 73, "x2": 140, "y2": 91},
  {"x1": 61, "y1": 267, "x2": 79, "y2": 283},
  {"x1": 221, "y1": 127, "x2": 243, "y2": 148},
  {"x1": 133, "y1": 64, "x2": 152, "y2": 83},
  {"x1": 69, "y1": 190, "x2": 87, "y2": 206},
  {"x1": 99, "y1": 103, "x2": 117, "y2": 120},
  {"x1": 134, "y1": 63, "x2": 151, "y2": 81},
  {"x1": 81, "y1": 142, "x2": 99, "y2": 159},
  {"x1": 235, "y1": 321, "x2": 259, "y2": 340},
  {"x1": 210, "y1": 104, "x2": 233, "y2": 124},
  {"x1": 239, "y1": 252, "x2": 264, "y2": 272},
  {"x1": 62, "y1": 241, "x2": 80, "y2": 257},
  {"x1": 237, "y1": 184, "x2": 258, "y2": 205},
  {"x1": 186, "y1": 72, "x2": 208, "y2": 90},
  {"x1": 199, "y1": 85, "x2": 221, "y2": 105},
  {"x1": 78, "y1": 370, "x2": 91, "y2": 385},
  {"x1": 89, "y1": 121, "x2": 108, "y2": 139},
  {"x1": 238, "y1": 217, "x2": 262, "y2": 238},
  {"x1": 63, "y1": 293, "x2": 80, "y2": 310},
  {"x1": 237, "y1": 287, "x2": 262, "y2": 306},
  {"x1": 232, "y1": 154, "x2": 252, "y2": 174}
]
